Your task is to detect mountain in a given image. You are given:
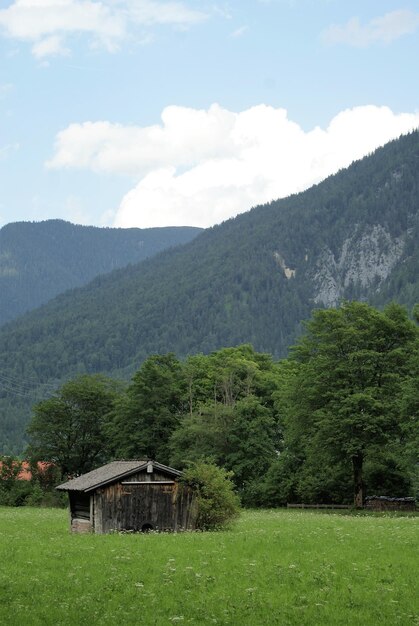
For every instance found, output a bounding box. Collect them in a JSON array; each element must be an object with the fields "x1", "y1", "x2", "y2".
[
  {"x1": 0, "y1": 220, "x2": 202, "y2": 327},
  {"x1": 1, "y1": 130, "x2": 419, "y2": 453}
]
